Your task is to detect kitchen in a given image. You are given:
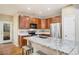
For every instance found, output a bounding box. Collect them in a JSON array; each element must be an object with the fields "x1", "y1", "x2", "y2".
[
  {"x1": 18, "y1": 5, "x2": 79, "y2": 55},
  {"x1": 18, "y1": 15, "x2": 62, "y2": 55},
  {"x1": 0, "y1": 4, "x2": 79, "y2": 55}
]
